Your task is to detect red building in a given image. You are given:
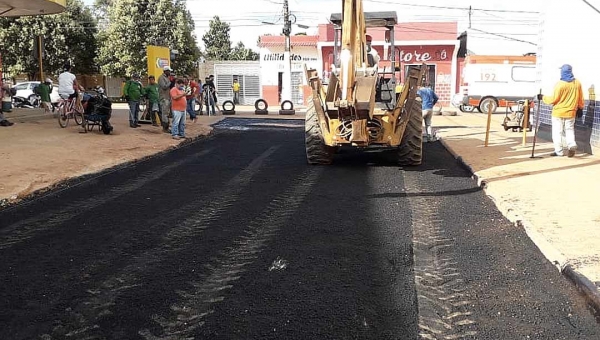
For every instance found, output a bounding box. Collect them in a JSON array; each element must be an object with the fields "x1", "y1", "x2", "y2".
[
  {"x1": 317, "y1": 21, "x2": 461, "y2": 105},
  {"x1": 257, "y1": 21, "x2": 461, "y2": 106}
]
